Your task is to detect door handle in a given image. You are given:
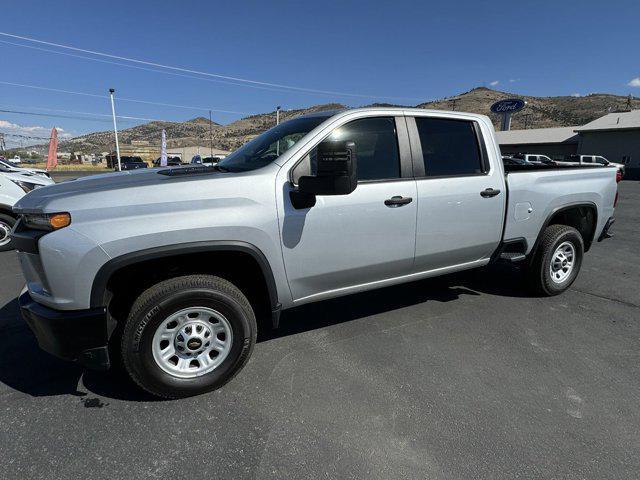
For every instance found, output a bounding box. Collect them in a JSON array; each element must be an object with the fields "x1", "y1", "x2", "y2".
[
  {"x1": 480, "y1": 188, "x2": 501, "y2": 198},
  {"x1": 384, "y1": 196, "x2": 413, "y2": 207}
]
